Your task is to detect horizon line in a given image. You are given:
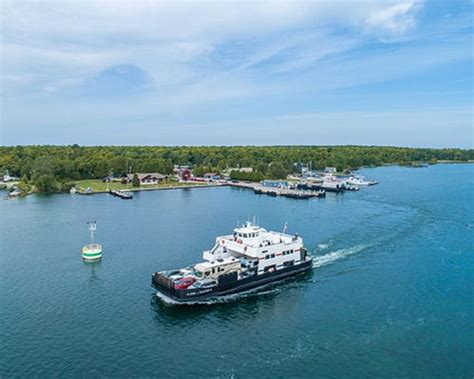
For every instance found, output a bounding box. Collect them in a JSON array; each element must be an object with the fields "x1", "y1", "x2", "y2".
[{"x1": 0, "y1": 144, "x2": 473, "y2": 150}]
